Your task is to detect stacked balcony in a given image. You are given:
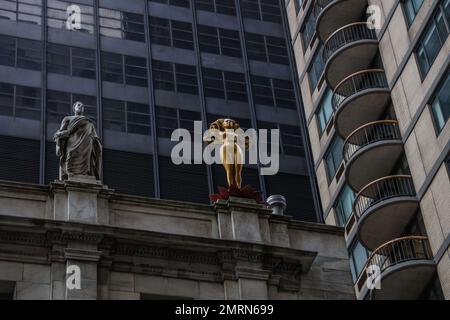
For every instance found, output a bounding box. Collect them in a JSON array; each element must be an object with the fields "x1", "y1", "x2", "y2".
[
  {"x1": 356, "y1": 237, "x2": 435, "y2": 299},
  {"x1": 315, "y1": 0, "x2": 434, "y2": 299}
]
